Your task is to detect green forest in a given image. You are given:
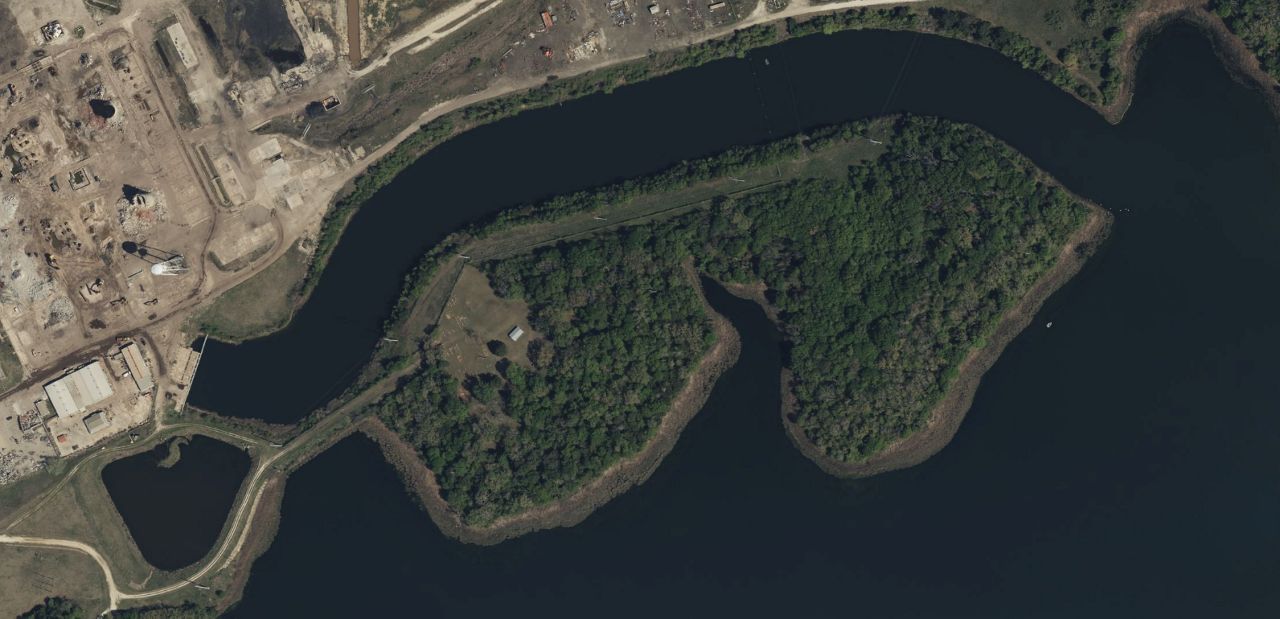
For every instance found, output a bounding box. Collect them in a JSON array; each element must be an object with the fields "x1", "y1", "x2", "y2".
[
  {"x1": 1214, "y1": 0, "x2": 1280, "y2": 80},
  {"x1": 693, "y1": 118, "x2": 1086, "y2": 461},
  {"x1": 373, "y1": 116, "x2": 1088, "y2": 524},
  {"x1": 373, "y1": 228, "x2": 714, "y2": 524}
]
